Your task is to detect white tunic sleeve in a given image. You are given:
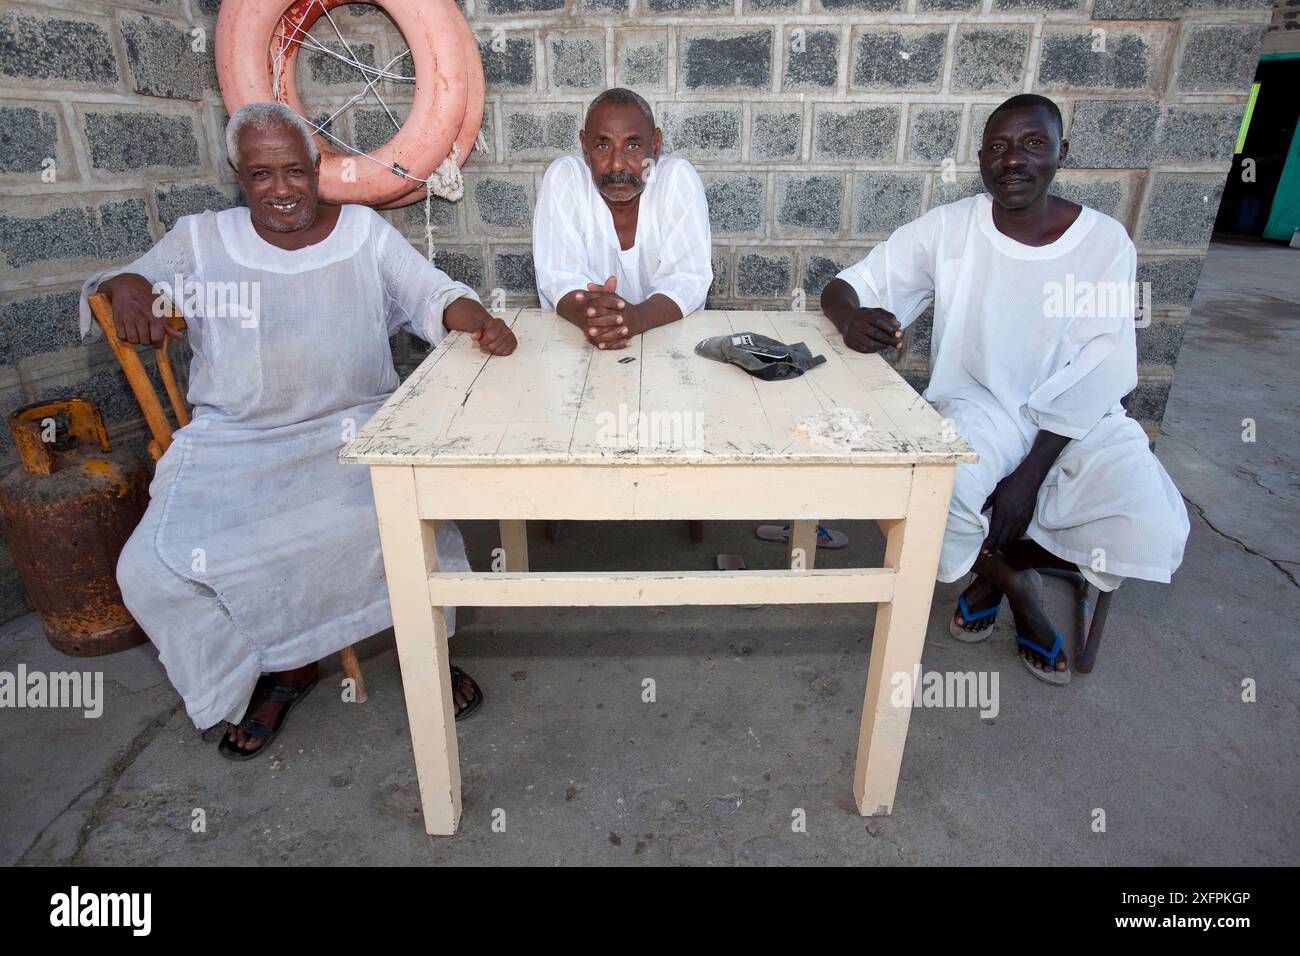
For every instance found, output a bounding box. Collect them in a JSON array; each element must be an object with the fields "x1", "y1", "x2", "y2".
[
  {"x1": 532, "y1": 157, "x2": 599, "y2": 310},
  {"x1": 834, "y1": 208, "x2": 942, "y2": 329},
  {"x1": 1025, "y1": 239, "x2": 1139, "y2": 440},
  {"x1": 78, "y1": 216, "x2": 199, "y2": 342},
  {"x1": 373, "y1": 213, "x2": 480, "y2": 347},
  {"x1": 643, "y1": 160, "x2": 712, "y2": 316}
]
